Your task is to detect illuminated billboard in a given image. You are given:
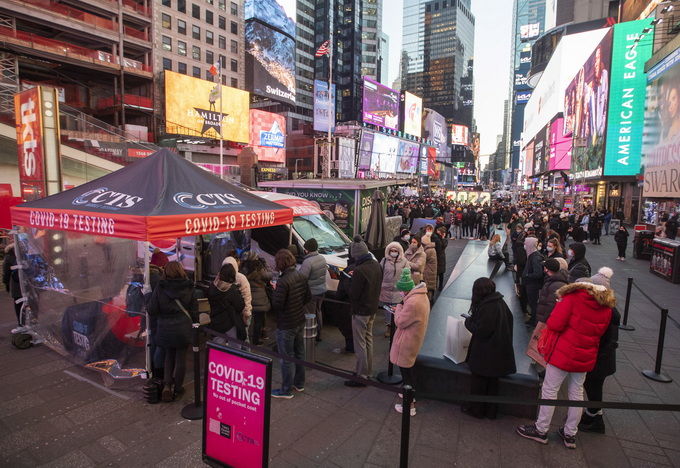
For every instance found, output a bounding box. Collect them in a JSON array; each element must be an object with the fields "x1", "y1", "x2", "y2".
[
  {"x1": 423, "y1": 108, "x2": 447, "y2": 160},
  {"x1": 520, "y1": 23, "x2": 540, "y2": 40},
  {"x1": 451, "y1": 124, "x2": 469, "y2": 146},
  {"x1": 245, "y1": 21, "x2": 296, "y2": 106},
  {"x1": 358, "y1": 131, "x2": 374, "y2": 171},
  {"x1": 362, "y1": 78, "x2": 400, "y2": 130},
  {"x1": 249, "y1": 109, "x2": 286, "y2": 164},
  {"x1": 337, "y1": 137, "x2": 356, "y2": 179},
  {"x1": 164, "y1": 71, "x2": 249, "y2": 143},
  {"x1": 642, "y1": 46, "x2": 680, "y2": 198},
  {"x1": 397, "y1": 140, "x2": 419, "y2": 174},
  {"x1": 604, "y1": 19, "x2": 654, "y2": 176},
  {"x1": 549, "y1": 117, "x2": 572, "y2": 171},
  {"x1": 565, "y1": 29, "x2": 613, "y2": 179},
  {"x1": 370, "y1": 133, "x2": 398, "y2": 175},
  {"x1": 401, "y1": 91, "x2": 423, "y2": 138},
  {"x1": 523, "y1": 140, "x2": 535, "y2": 179},
  {"x1": 244, "y1": 0, "x2": 296, "y2": 37},
  {"x1": 313, "y1": 80, "x2": 335, "y2": 133}
]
